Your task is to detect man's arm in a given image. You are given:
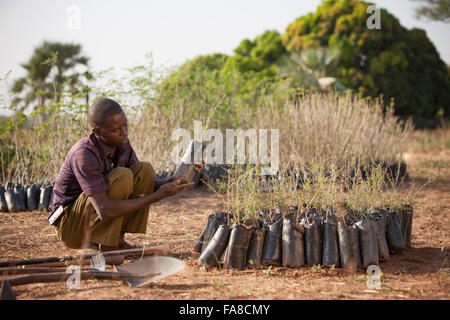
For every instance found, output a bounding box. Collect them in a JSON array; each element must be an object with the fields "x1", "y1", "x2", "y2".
[
  {"x1": 154, "y1": 176, "x2": 173, "y2": 191},
  {"x1": 89, "y1": 179, "x2": 194, "y2": 221}
]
